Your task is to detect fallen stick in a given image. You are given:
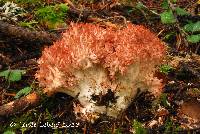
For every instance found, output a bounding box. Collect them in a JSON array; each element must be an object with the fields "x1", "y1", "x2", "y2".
[
  {"x1": 0, "y1": 20, "x2": 58, "y2": 44},
  {"x1": 0, "y1": 92, "x2": 40, "y2": 116}
]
